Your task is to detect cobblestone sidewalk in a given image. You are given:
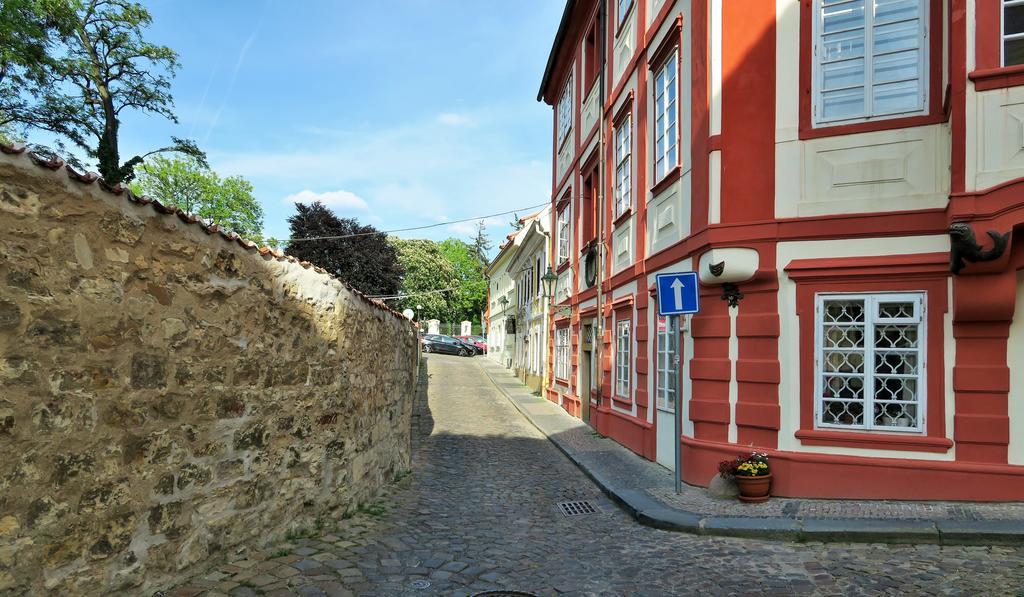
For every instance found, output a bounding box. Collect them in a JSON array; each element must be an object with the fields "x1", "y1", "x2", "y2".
[
  {"x1": 478, "y1": 359, "x2": 1024, "y2": 545},
  {"x1": 168, "y1": 355, "x2": 1024, "y2": 596}
]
